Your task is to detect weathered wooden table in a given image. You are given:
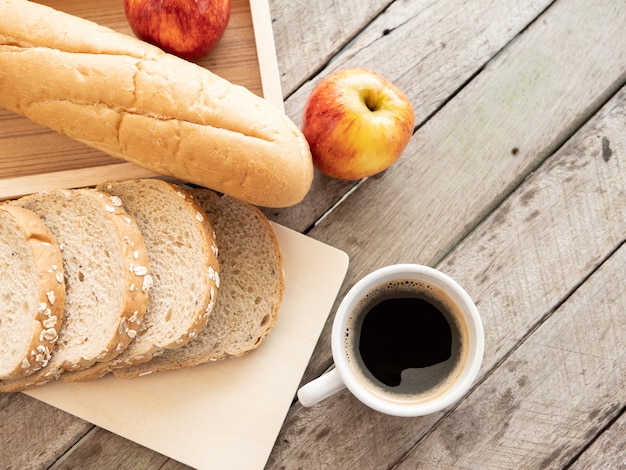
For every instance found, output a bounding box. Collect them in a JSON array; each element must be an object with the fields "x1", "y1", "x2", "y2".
[{"x1": 1, "y1": 0, "x2": 625, "y2": 468}]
